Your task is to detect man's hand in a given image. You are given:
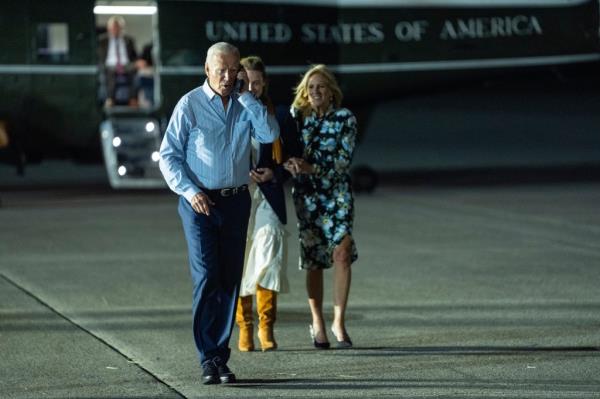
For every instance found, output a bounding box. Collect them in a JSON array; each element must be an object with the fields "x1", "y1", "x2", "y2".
[
  {"x1": 250, "y1": 167, "x2": 274, "y2": 183},
  {"x1": 191, "y1": 192, "x2": 215, "y2": 215},
  {"x1": 236, "y1": 69, "x2": 249, "y2": 94}
]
